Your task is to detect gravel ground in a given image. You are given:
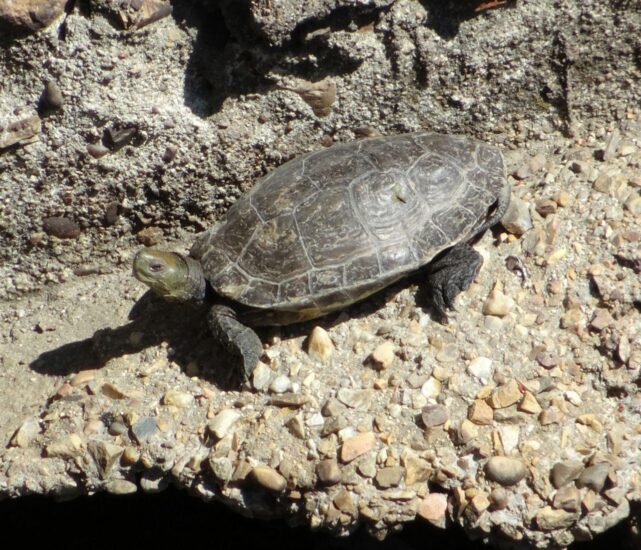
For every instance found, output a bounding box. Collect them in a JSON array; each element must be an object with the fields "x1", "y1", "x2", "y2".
[{"x1": 1, "y1": 1, "x2": 640, "y2": 548}]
